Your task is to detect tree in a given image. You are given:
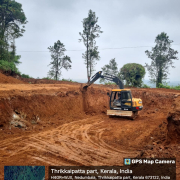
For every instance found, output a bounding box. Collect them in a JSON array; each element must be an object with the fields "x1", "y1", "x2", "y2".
[
  {"x1": 100, "y1": 58, "x2": 118, "y2": 83},
  {"x1": 48, "y1": 40, "x2": 72, "y2": 80},
  {"x1": 145, "y1": 32, "x2": 178, "y2": 87},
  {"x1": 83, "y1": 44, "x2": 100, "y2": 76},
  {"x1": 119, "y1": 63, "x2": 145, "y2": 87},
  {"x1": 0, "y1": 0, "x2": 27, "y2": 73},
  {"x1": 79, "y1": 9, "x2": 102, "y2": 82},
  {"x1": 0, "y1": 0, "x2": 27, "y2": 41}
]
